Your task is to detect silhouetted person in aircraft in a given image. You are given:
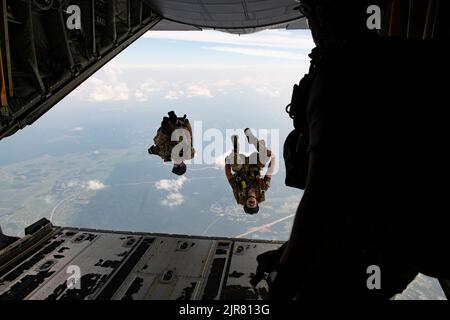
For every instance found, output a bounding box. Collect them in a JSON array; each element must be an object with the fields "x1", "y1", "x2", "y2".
[
  {"x1": 224, "y1": 129, "x2": 276, "y2": 215},
  {"x1": 263, "y1": 0, "x2": 450, "y2": 300},
  {"x1": 148, "y1": 111, "x2": 195, "y2": 176}
]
